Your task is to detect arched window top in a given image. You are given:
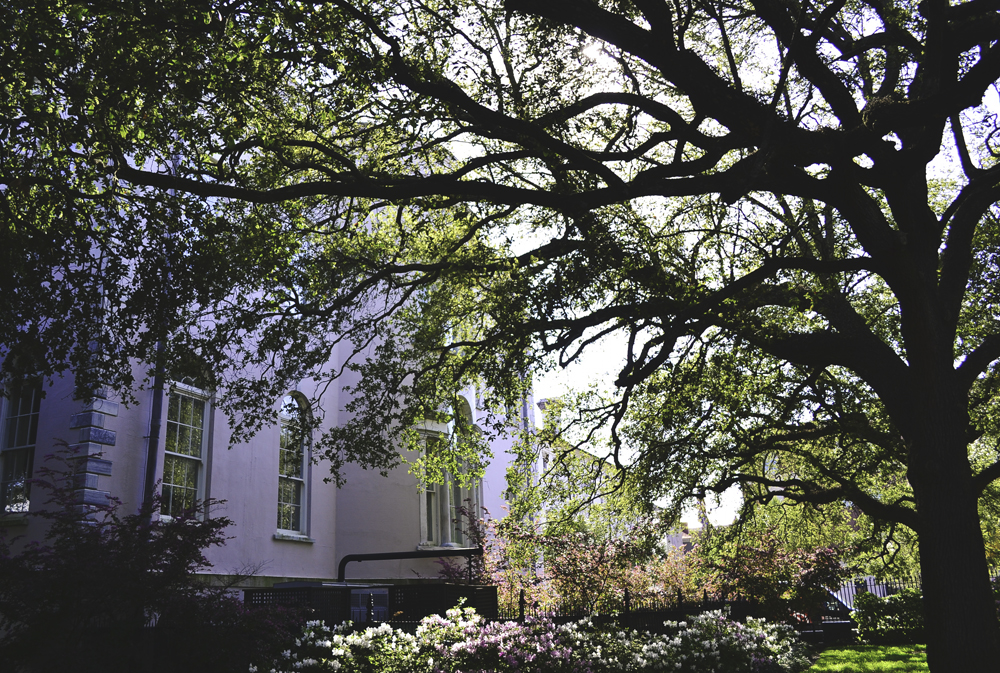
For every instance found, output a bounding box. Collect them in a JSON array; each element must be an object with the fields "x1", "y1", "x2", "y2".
[
  {"x1": 279, "y1": 393, "x2": 311, "y2": 423},
  {"x1": 455, "y1": 396, "x2": 473, "y2": 425}
]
